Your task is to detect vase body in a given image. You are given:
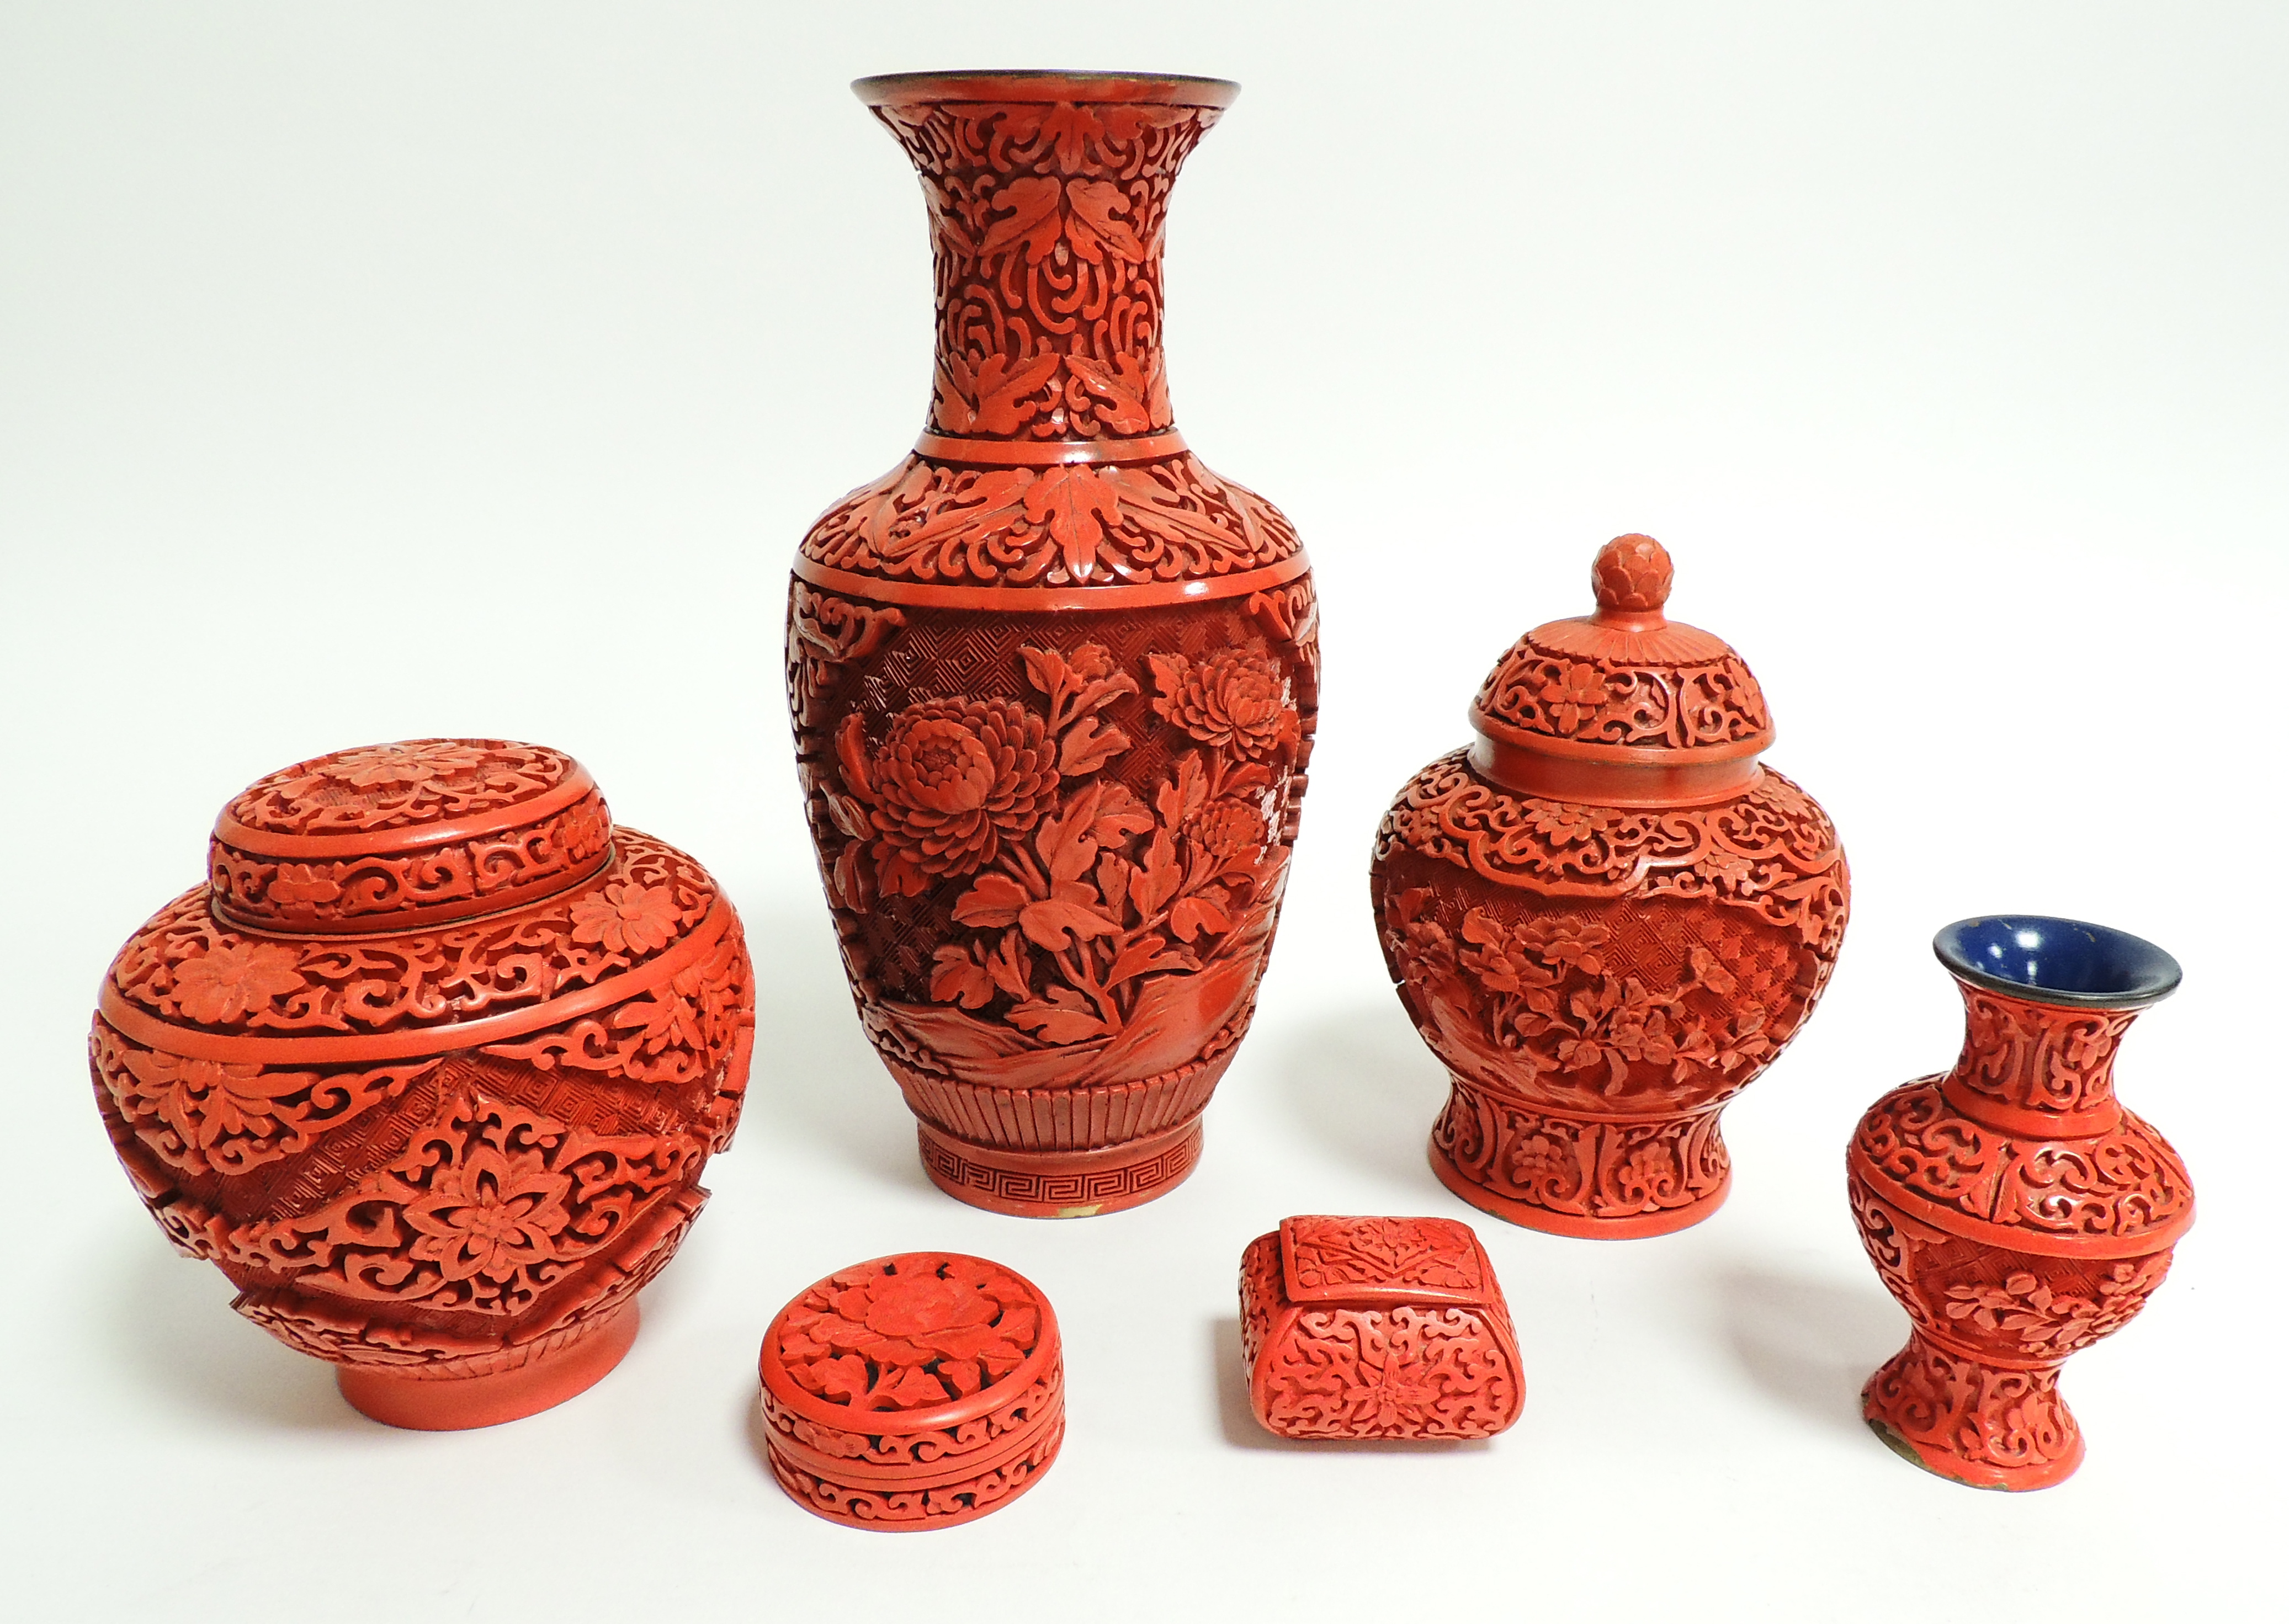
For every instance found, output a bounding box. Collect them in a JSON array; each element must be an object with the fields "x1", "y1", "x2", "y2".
[
  {"x1": 92, "y1": 740, "x2": 755, "y2": 1428},
  {"x1": 1371, "y1": 536, "x2": 1847, "y2": 1237},
  {"x1": 1848, "y1": 915, "x2": 2193, "y2": 1489},
  {"x1": 788, "y1": 72, "x2": 1316, "y2": 1218}
]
